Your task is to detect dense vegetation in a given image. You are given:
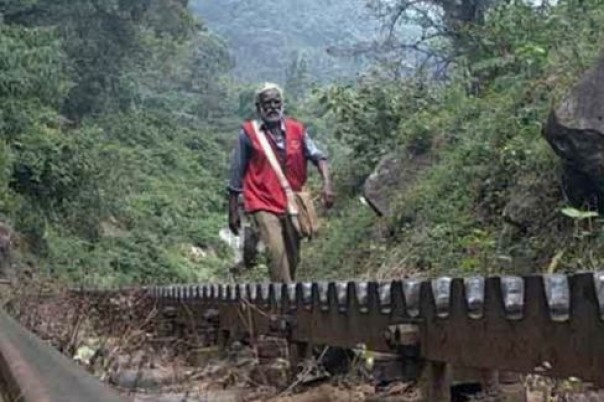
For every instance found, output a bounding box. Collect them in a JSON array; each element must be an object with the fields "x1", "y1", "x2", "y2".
[
  {"x1": 299, "y1": 0, "x2": 604, "y2": 280},
  {"x1": 1, "y1": 0, "x2": 603, "y2": 285},
  {"x1": 0, "y1": 0, "x2": 239, "y2": 284}
]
